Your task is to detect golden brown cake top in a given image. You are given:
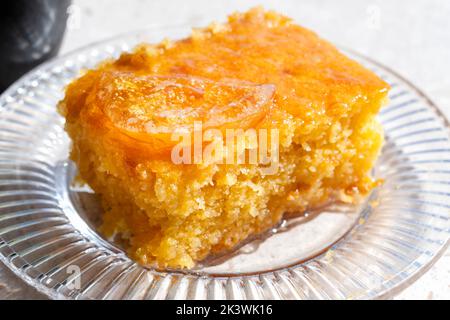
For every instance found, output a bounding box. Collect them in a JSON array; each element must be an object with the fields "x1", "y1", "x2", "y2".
[{"x1": 61, "y1": 7, "x2": 389, "y2": 155}]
